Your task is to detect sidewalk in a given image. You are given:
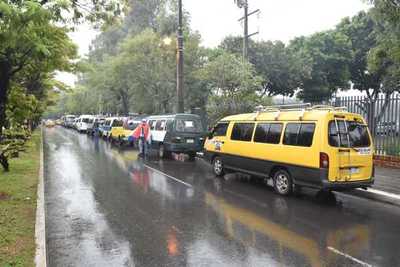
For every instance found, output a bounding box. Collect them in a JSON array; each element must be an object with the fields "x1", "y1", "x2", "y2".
[
  {"x1": 347, "y1": 167, "x2": 400, "y2": 206},
  {"x1": 373, "y1": 167, "x2": 400, "y2": 195}
]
